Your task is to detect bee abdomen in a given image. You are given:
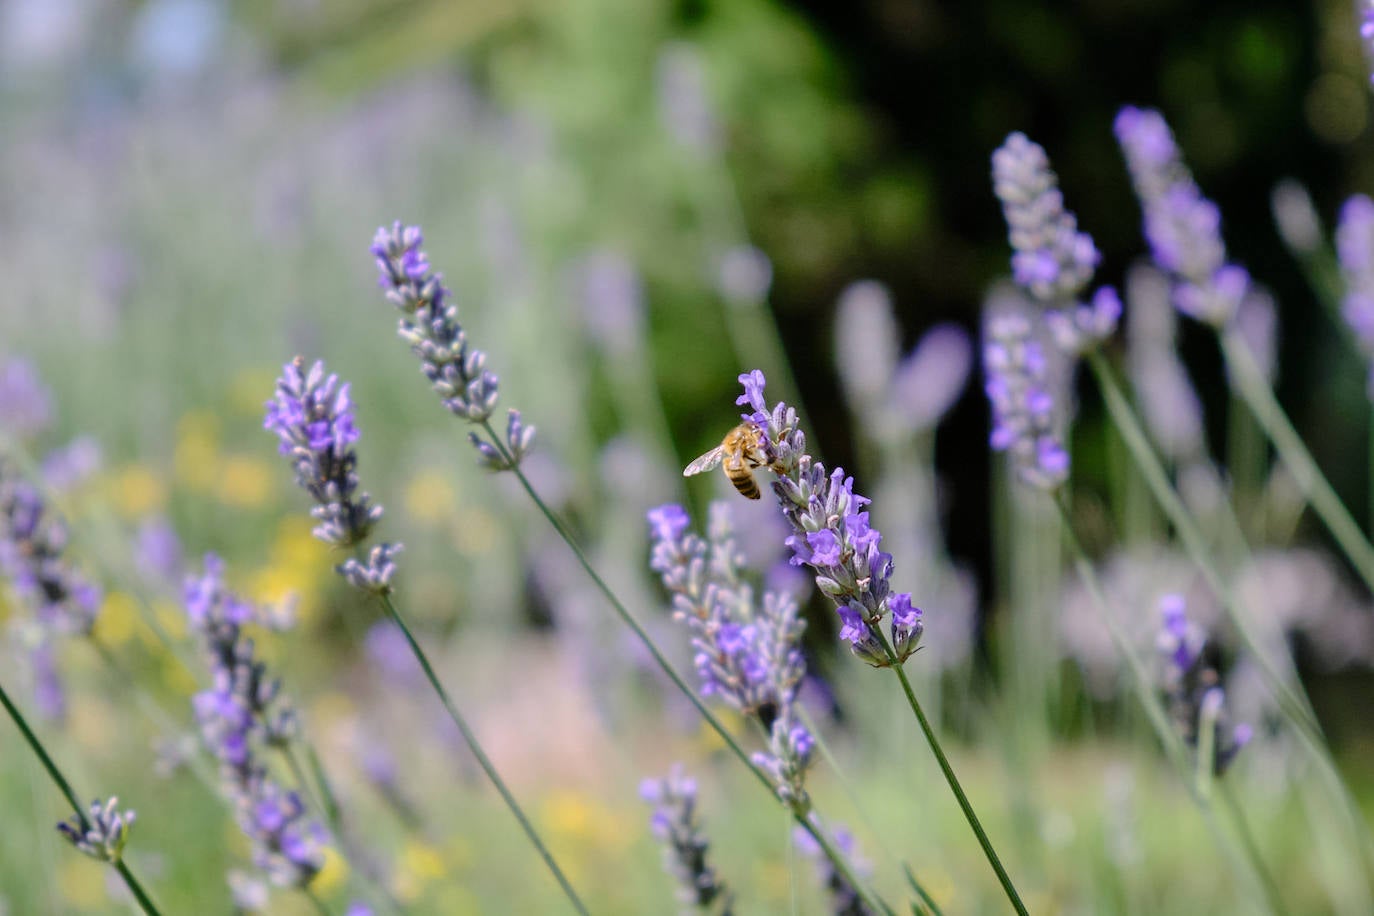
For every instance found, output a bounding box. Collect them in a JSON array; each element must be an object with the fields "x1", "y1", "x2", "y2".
[{"x1": 729, "y1": 470, "x2": 761, "y2": 500}]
